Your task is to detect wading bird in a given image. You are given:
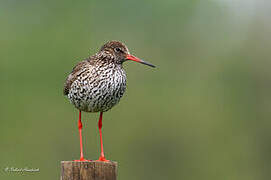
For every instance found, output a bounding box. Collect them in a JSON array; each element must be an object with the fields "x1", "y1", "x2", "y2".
[{"x1": 63, "y1": 41, "x2": 155, "y2": 161}]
